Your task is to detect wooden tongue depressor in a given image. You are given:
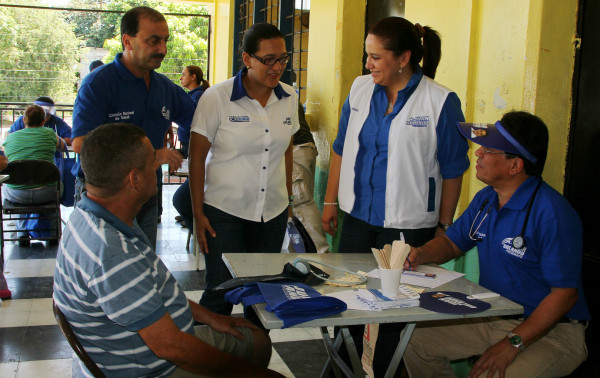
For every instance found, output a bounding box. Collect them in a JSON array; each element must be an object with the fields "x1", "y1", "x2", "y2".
[
  {"x1": 390, "y1": 240, "x2": 411, "y2": 269},
  {"x1": 371, "y1": 247, "x2": 386, "y2": 268},
  {"x1": 382, "y1": 244, "x2": 392, "y2": 269}
]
